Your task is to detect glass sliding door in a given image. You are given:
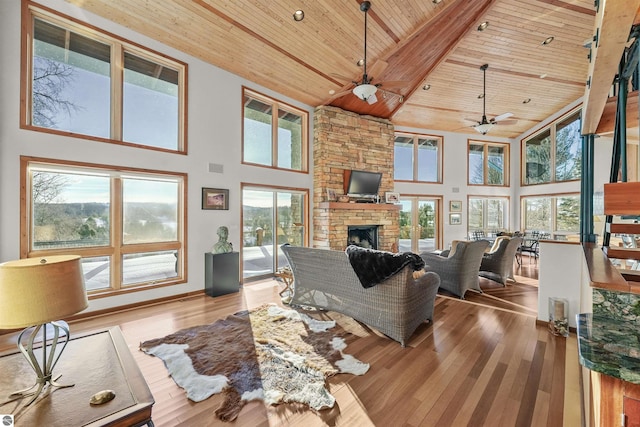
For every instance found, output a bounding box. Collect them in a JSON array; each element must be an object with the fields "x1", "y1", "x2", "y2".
[
  {"x1": 242, "y1": 186, "x2": 307, "y2": 279},
  {"x1": 399, "y1": 196, "x2": 440, "y2": 253}
]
